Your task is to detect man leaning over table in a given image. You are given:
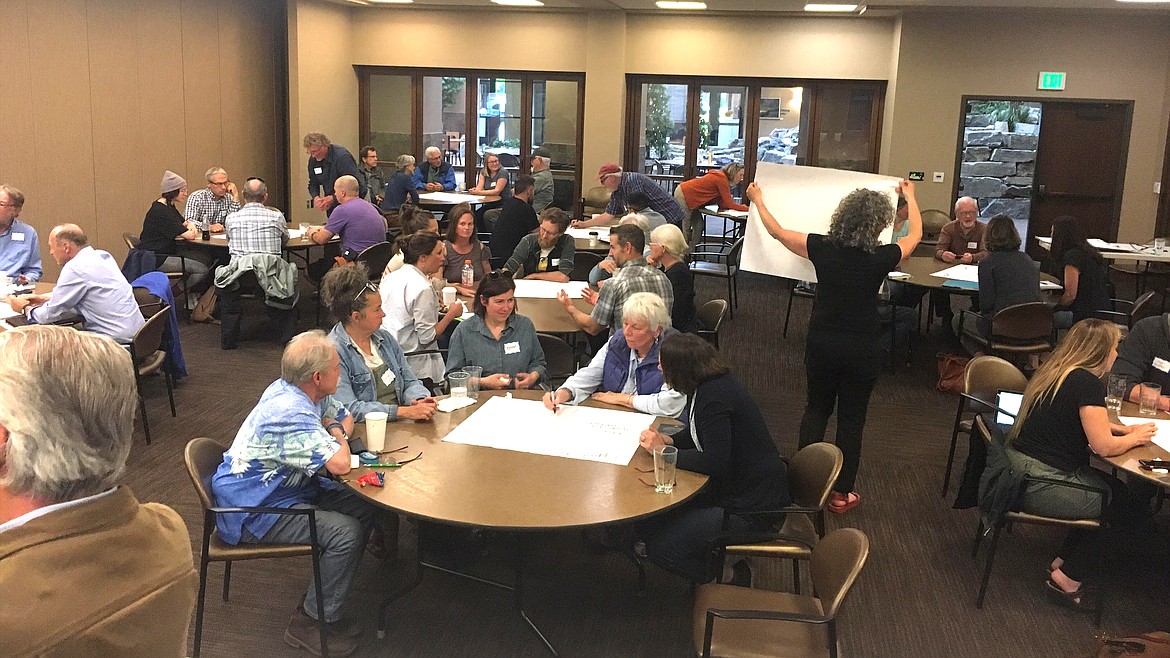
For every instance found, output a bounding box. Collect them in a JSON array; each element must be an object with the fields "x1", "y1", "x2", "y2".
[
  {"x1": 185, "y1": 166, "x2": 241, "y2": 233},
  {"x1": 1111, "y1": 312, "x2": 1170, "y2": 412},
  {"x1": 305, "y1": 175, "x2": 387, "y2": 282},
  {"x1": 575, "y1": 163, "x2": 686, "y2": 229},
  {"x1": 0, "y1": 184, "x2": 41, "y2": 283},
  {"x1": 305, "y1": 132, "x2": 364, "y2": 217},
  {"x1": 933, "y1": 196, "x2": 989, "y2": 334},
  {"x1": 211, "y1": 331, "x2": 377, "y2": 657},
  {"x1": 8, "y1": 224, "x2": 143, "y2": 343},
  {"x1": 0, "y1": 325, "x2": 197, "y2": 657},
  {"x1": 412, "y1": 146, "x2": 457, "y2": 193}
]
